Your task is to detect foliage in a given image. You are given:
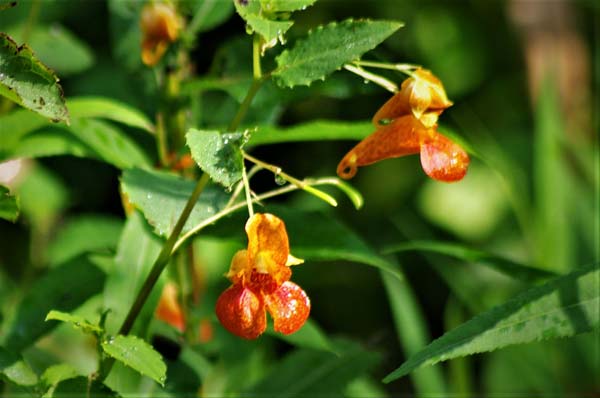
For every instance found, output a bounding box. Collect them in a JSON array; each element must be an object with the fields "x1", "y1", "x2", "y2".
[{"x1": 0, "y1": 0, "x2": 597, "y2": 397}]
